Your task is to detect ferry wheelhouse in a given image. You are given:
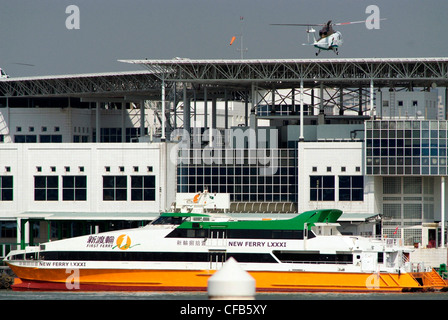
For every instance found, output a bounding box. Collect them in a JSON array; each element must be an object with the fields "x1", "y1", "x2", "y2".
[{"x1": 4, "y1": 192, "x2": 447, "y2": 292}]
